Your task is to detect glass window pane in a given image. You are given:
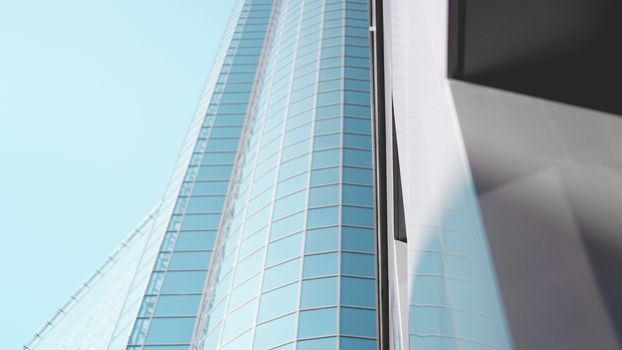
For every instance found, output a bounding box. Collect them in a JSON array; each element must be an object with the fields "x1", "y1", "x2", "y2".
[
  {"x1": 169, "y1": 251, "x2": 212, "y2": 270},
  {"x1": 197, "y1": 165, "x2": 233, "y2": 181},
  {"x1": 273, "y1": 191, "x2": 306, "y2": 219},
  {"x1": 263, "y1": 258, "x2": 301, "y2": 291},
  {"x1": 312, "y1": 149, "x2": 340, "y2": 168},
  {"x1": 340, "y1": 307, "x2": 377, "y2": 337},
  {"x1": 298, "y1": 307, "x2": 337, "y2": 338},
  {"x1": 307, "y1": 206, "x2": 339, "y2": 228},
  {"x1": 229, "y1": 274, "x2": 261, "y2": 311},
  {"x1": 161, "y1": 271, "x2": 207, "y2": 293},
  {"x1": 258, "y1": 282, "x2": 299, "y2": 321},
  {"x1": 191, "y1": 181, "x2": 229, "y2": 195},
  {"x1": 341, "y1": 252, "x2": 375, "y2": 277},
  {"x1": 253, "y1": 313, "x2": 296, "y2": 350},
  {"x1": 305, "y1": 226, "x2": 339, "y2": 253},
  {"x1": 340, "y1": 337, "x2": 377, "y2": 350},
  {"x1": 155, "y1": 295, "x2": 202, "y2": 316},
  {"x1": 342, "y1": 226, "x2": 375, "y2": 252},
  {"x1": 277, "y1": 172, "x2": 308, "y2": 197},
  {"x1": 267, "y1": 233, "x2": 303, "y2": 266},
  {"x1": 303, "y1": 253, "x2": 338, "y2": 278},
  {"x1": 343, "y1": 149, "x2": 372, "y2": 167},
  {"x1": 341, "y1": 277, "x2": 376, "y2": 307},
  {"x1": 221, "y1": 300, "x2": 257, "y2": 343},
  {"x1": 342, "y1": 185, "x2": 373, "y2": 206},
  {"x1": 342, "y1": 206, "x2": 374, "y2": 227},
  {"x1": 187, "y1": 196, "x2": 226, "y2": 213},
  {"x1": 301, "y1": 277, "x2": 338, "y2": 308},
  {"x1": 145, "y1": 317, "x2": 196, "y2": 344},
  {"x1": 233, "y1": 248, "x2": 264, "y2": 285},
  {"x1": 311, "y1": 167, "x2": 339, "y2": 185},
  {"x1": 175, "y1": 231, "x2": 216, "y2": 250},
  {"x1": 271, "y1": 212, "x2": 305, "y2": 240},
  {"x1": 180, "y1": 214, "x2": 221, "y2": 230},
  {"x1": 298, "y1": 337, "x2": 337, "y2": 350},
  {"x1": 309, "y1": 185, "x2": 339, "y2": 207},
  {"x1": 342, "y1": 167, "x2": 372, "y2": 185}
]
